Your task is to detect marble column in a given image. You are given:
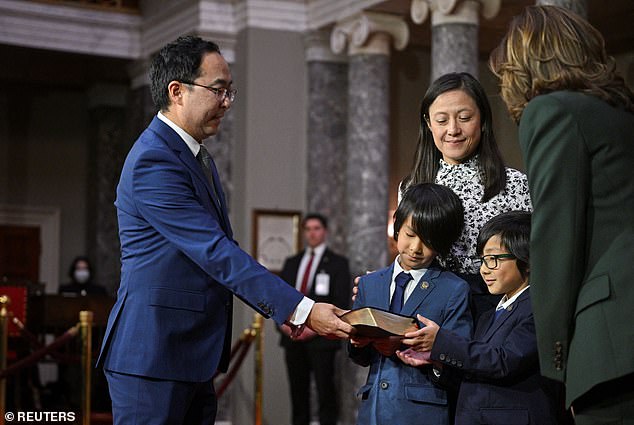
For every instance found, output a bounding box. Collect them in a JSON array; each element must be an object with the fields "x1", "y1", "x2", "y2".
[
  {"x1": 86, "y1": 85, "x2": 128, "y2": 294},
  {"x1": 411, "y1": 0, "x2": 501, "y2": 81},
  {"x1": 331, "y1": 11, "x2": 408, "y2": 277},
  {"x1": 331, "y1": 12, "x2": 409, "y2": 424},
  {"x1": 536, "y1": 0, "x2": 587, "y2": 18},
  {"x1": 305, "y1": 30, "x2": 348, "y2": 254}
]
